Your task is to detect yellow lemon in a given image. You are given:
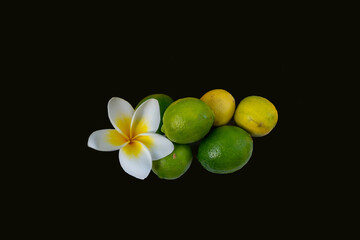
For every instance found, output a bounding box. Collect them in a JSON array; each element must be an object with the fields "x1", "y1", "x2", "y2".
[
  {"x1": 200, "y1": 89, "x2": 235, "y2": 126},
  {"x1": 234, "y1": 96, "x2": 278, "y2": 137}
]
